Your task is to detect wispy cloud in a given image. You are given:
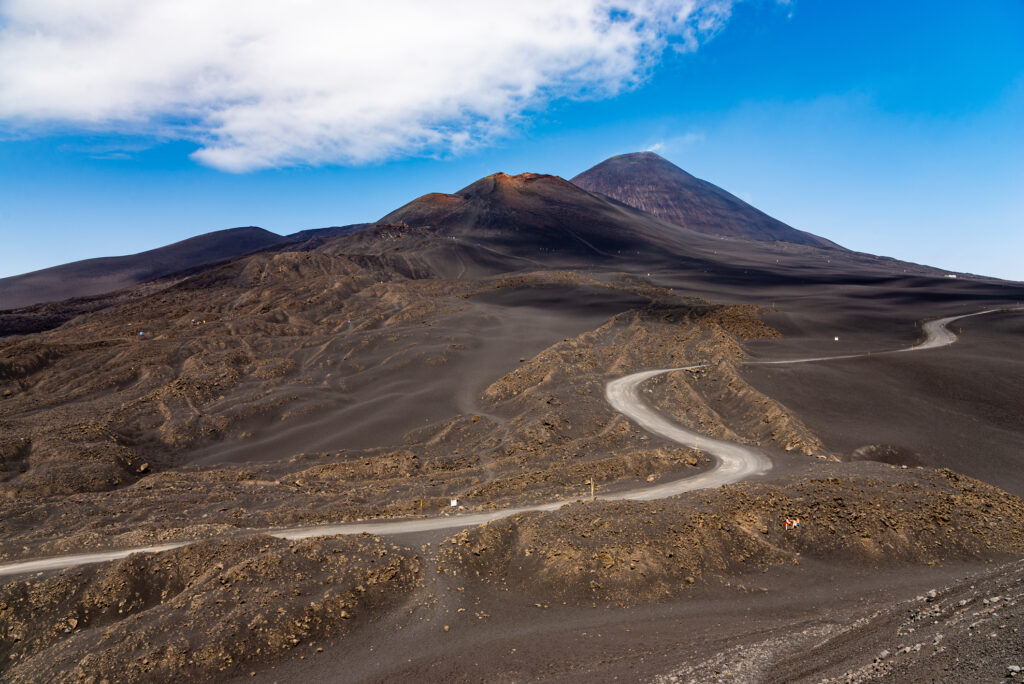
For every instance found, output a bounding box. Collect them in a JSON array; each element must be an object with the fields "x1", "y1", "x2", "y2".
[
  {"x1": 646, "y1": 131, "x2": 705, "y2": 153},
  {"x1": 56, "y1": 138, "x2": 155, "y2": 161},
  {"x1": 0, "y1": 0, "x2": 736, "y2": 172}
]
